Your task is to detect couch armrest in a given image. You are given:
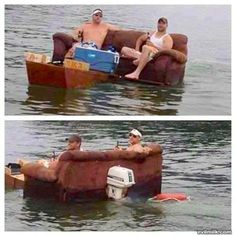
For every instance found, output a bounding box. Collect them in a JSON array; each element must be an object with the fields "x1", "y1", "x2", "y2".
[
  {"x1": 147, "y1": 143, "x2": 163, "y2": 155},
  {"x1": 21, "y1": 162, "x2": 58, "y2": 182},
  {"x1": 153, "y1": 49, "x2": 187, "y2": 64}
]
